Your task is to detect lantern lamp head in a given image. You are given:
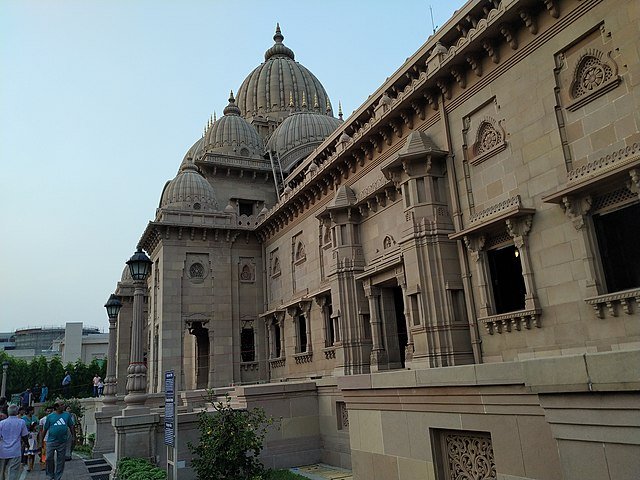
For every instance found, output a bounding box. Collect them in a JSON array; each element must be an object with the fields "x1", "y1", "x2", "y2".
[
  {"x1": 126, "y1": 248, "x2": 152, "y2": 281},
  {"x1": 104, "y1": 294, "x2": 123, "y2": 319}
]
